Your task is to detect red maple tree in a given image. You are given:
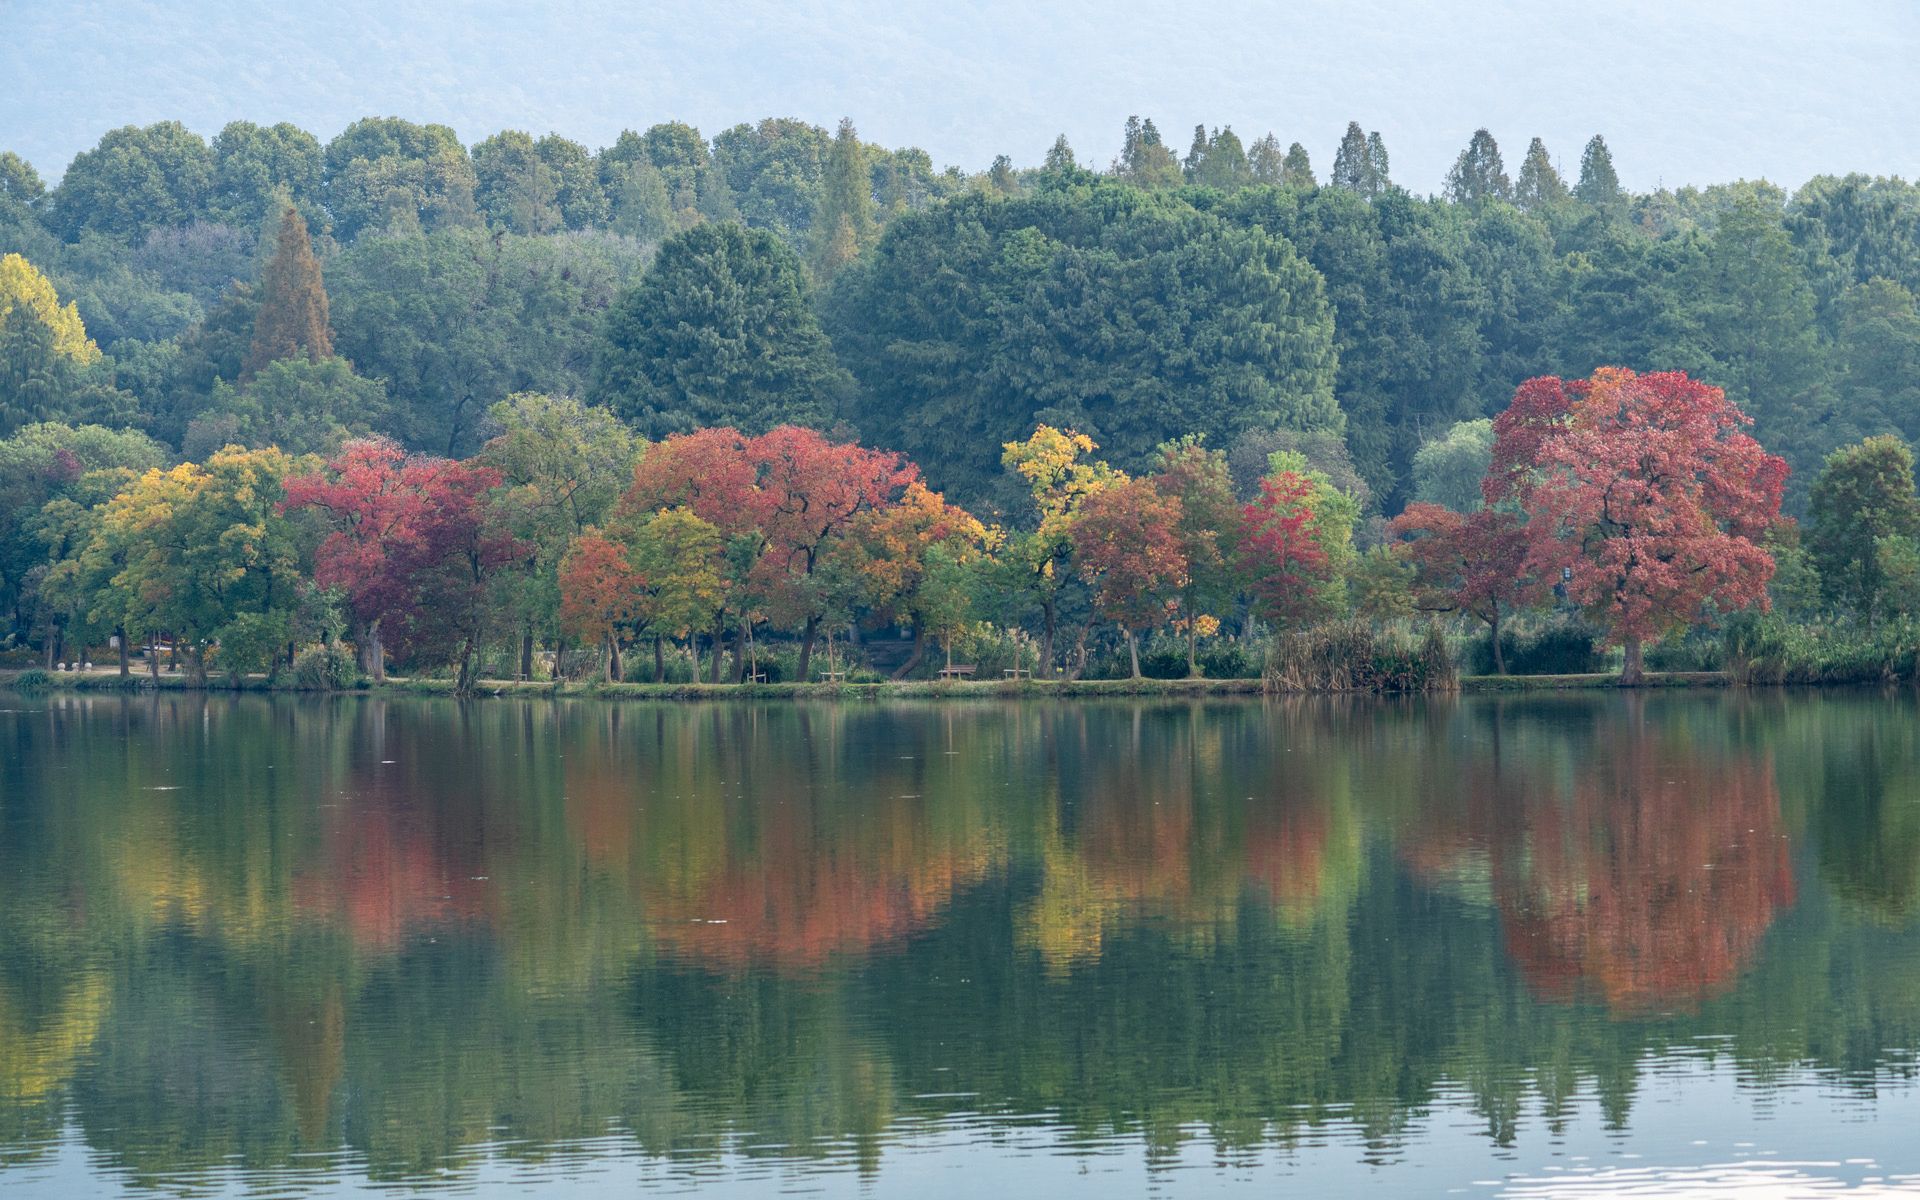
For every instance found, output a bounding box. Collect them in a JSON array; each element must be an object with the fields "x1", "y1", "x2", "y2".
[
  {"x1": 1236, "y1": 471, "x2": 1331, "y2": 628},
  {"x1": 1487, "y1": 368, "x2": 1787, "y2": 683},
  {"x1": 1388, "y1": 502, "x2": 1540, "y2": 674},
  {"x1": 284, "y1": 437, "x2": 521, "y2": 688},
  {"x1": 1070, "y1": 476, "x2": 1188, "y2": 677}
]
